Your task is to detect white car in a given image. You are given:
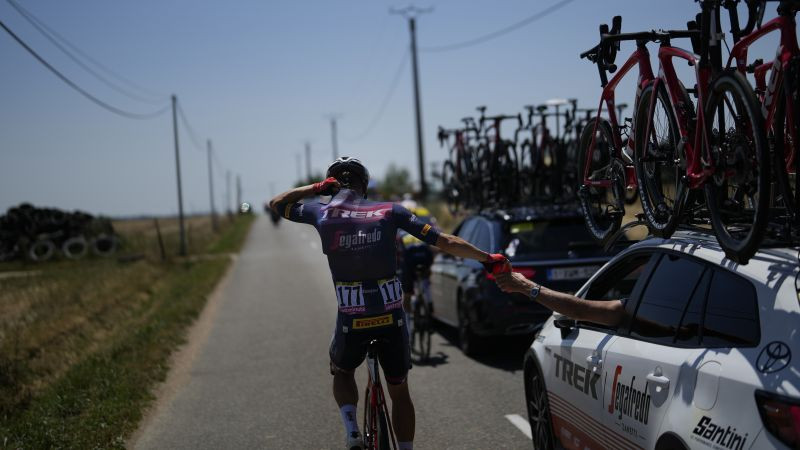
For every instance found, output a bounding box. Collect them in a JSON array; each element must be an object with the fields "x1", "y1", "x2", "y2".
[{"x1": 523, "y1": 230, "x2": 800, "y2": 450}]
